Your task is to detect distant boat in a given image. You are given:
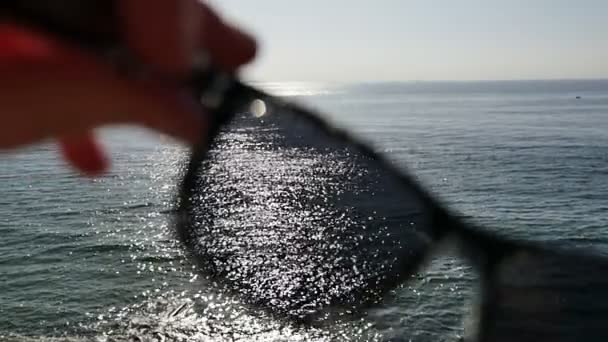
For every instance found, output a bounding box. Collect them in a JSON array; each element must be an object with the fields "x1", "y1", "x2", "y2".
[{"x1": 575, "y1": 96, "x2": 582, "y2": 99}]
